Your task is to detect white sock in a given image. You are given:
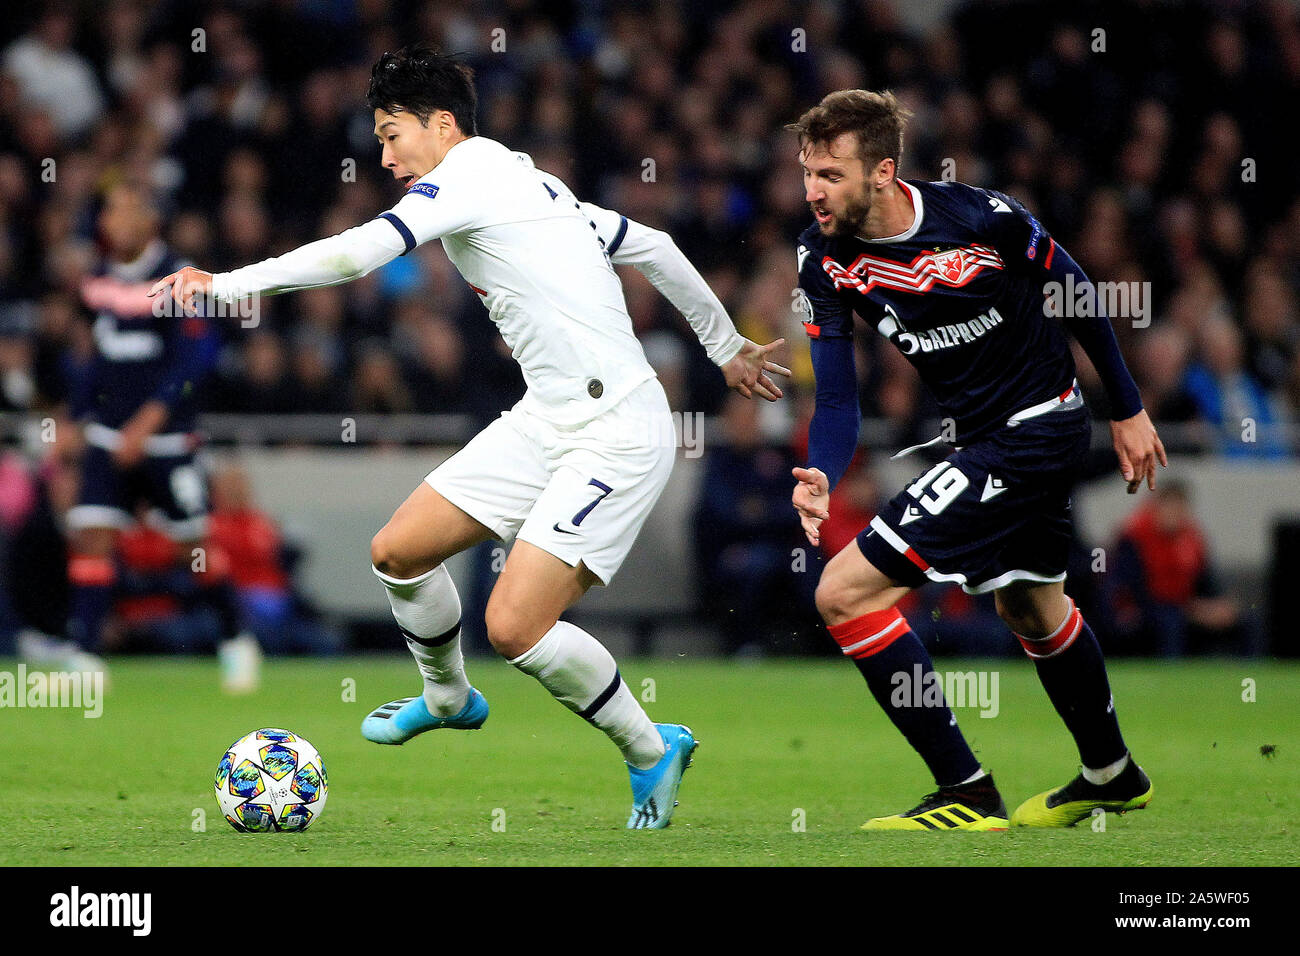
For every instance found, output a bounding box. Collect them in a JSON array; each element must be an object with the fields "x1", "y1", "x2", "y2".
[
  {"x1": 373, "y1": 564, "x2": 470, "y2": 716},
  {"x1": 510, "y1": 620, "x2": 665, "y2": 769},
  {"x1": 1082, "y1": 751, "x2": 1130, "y2": 785},
  {"x1": 958, "y1": 768, "x2": 987, "y2": 785}
]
